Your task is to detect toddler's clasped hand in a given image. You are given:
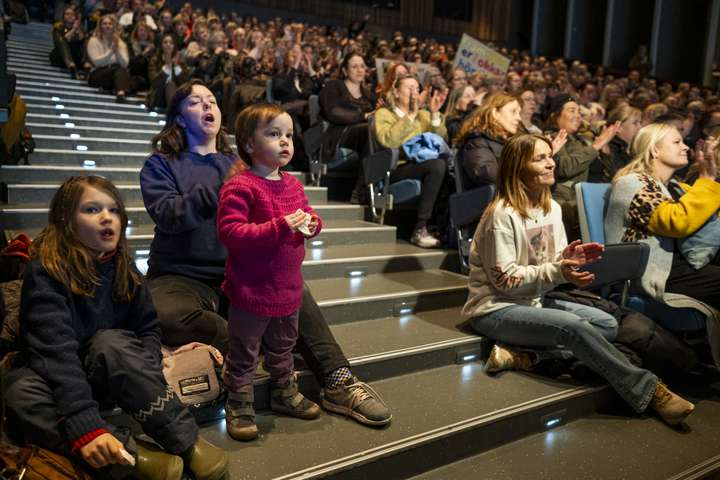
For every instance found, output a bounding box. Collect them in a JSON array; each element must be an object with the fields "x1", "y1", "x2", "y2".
[{"x1": 284, "y1": 209, "x2": 318, "y2": 237}]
